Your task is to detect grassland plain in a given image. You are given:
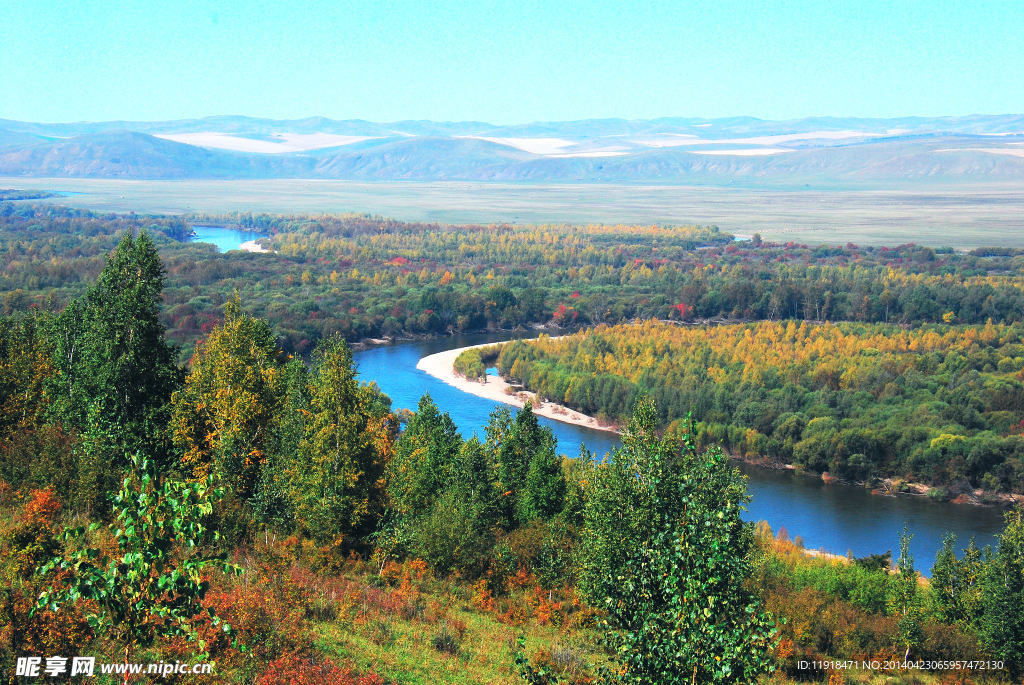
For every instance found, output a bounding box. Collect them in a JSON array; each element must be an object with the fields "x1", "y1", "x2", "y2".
[{"x1": 4, "y1": 177, "x2": 1024, "y2": 249}]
